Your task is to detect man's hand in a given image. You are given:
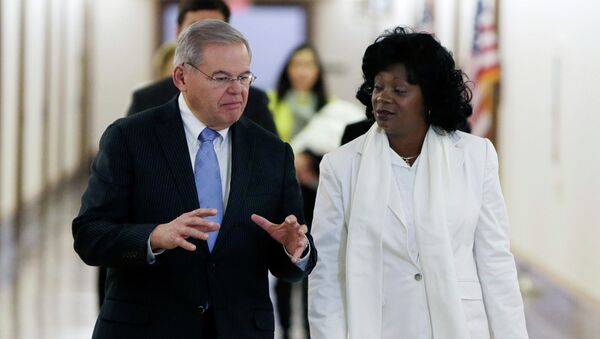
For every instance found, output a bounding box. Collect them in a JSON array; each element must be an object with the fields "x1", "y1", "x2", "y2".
[
  {"x1": 150, "y1": 208, "x2": 220, "y2": 251},
  {"x1": 251, "y1": 214, "x2": 308, "y2": 263}
]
